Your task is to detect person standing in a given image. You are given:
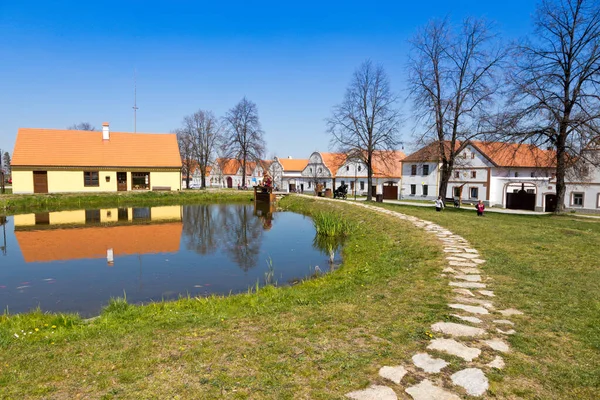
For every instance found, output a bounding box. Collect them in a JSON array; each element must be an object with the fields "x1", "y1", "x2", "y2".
[
  {"x1": 476, "y1": 200, "x2": 485, "y2": 216},
  {"x1": 435, "y1": 196, "x2": 444, "y2": 212}
]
